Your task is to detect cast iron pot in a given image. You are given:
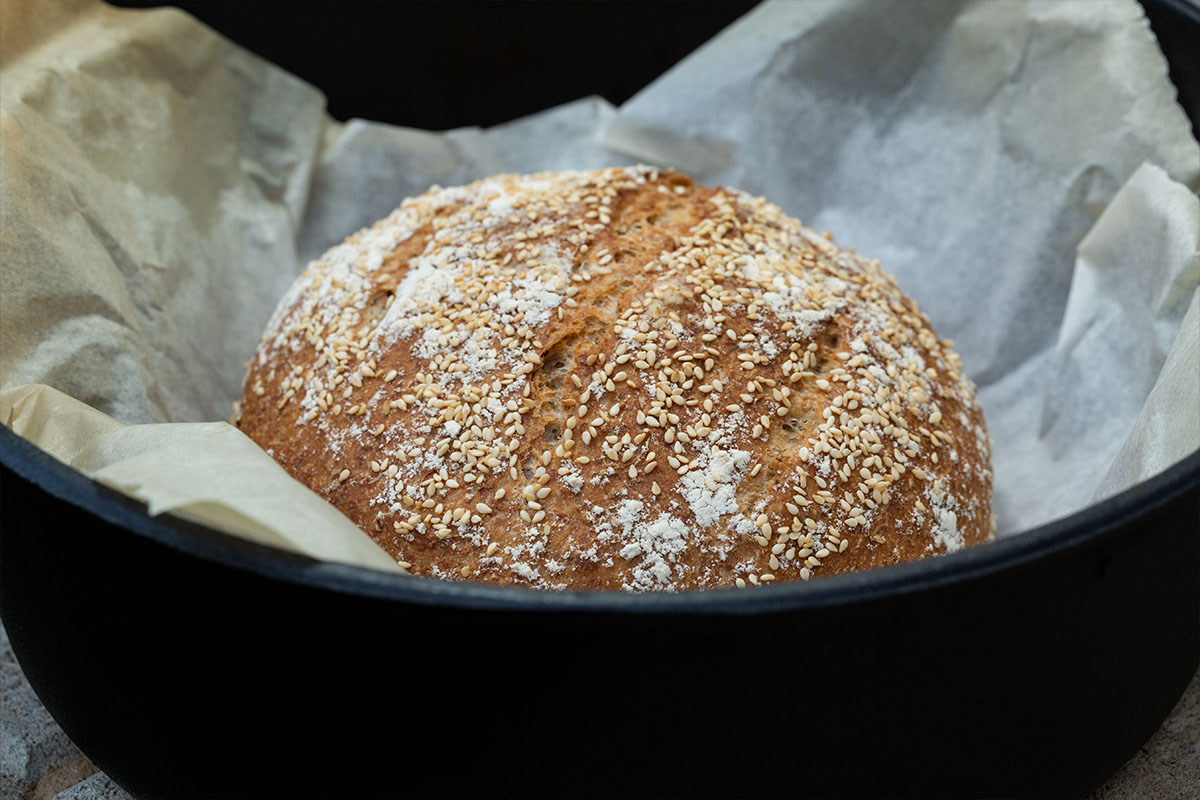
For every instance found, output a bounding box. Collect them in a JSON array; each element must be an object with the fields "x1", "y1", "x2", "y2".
[{"x1": 3, "y1": 1, "x2": 1198, "y2": 797}]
